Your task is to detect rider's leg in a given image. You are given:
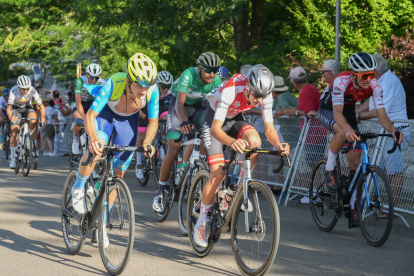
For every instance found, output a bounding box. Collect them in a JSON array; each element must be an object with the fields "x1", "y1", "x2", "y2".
[
  {"x1": 27, "y1": 111, "x2": 37, "y2": 137},
  {"x1": 135, "y1": 128, "x2": 146, "y2": 164},
  {"x1": 10, "y1": 125, "x2": 20, "y2": 159},
  {"x1": 326, "y1": 123, "x2": 347, "y2": 170},
  {"x1": 157, "y1": 139, "x2": 180, "y2": 195}
]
